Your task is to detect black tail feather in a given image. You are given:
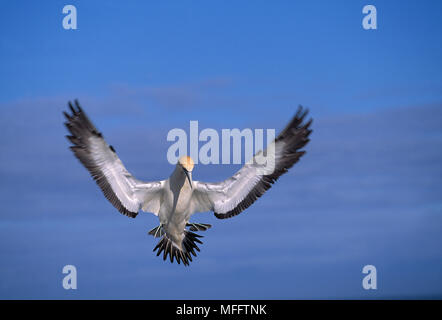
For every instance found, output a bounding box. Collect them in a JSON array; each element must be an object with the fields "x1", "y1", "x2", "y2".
[{"x1": 152, "y1": 230, "x2": 203, "y2": 266}]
